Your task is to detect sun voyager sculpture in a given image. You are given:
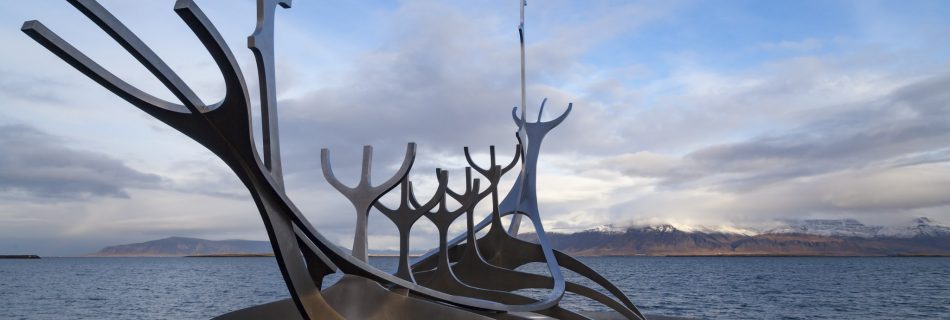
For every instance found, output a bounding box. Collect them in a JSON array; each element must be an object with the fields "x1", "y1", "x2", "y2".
[{"x1": 23, "y1": 0, "x2": 646, "y2": 319}]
